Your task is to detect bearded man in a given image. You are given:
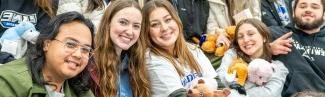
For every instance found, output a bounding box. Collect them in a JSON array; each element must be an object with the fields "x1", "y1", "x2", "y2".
[{"x1": 269, "y1": 0, "x2": 325, "y2": 96}]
